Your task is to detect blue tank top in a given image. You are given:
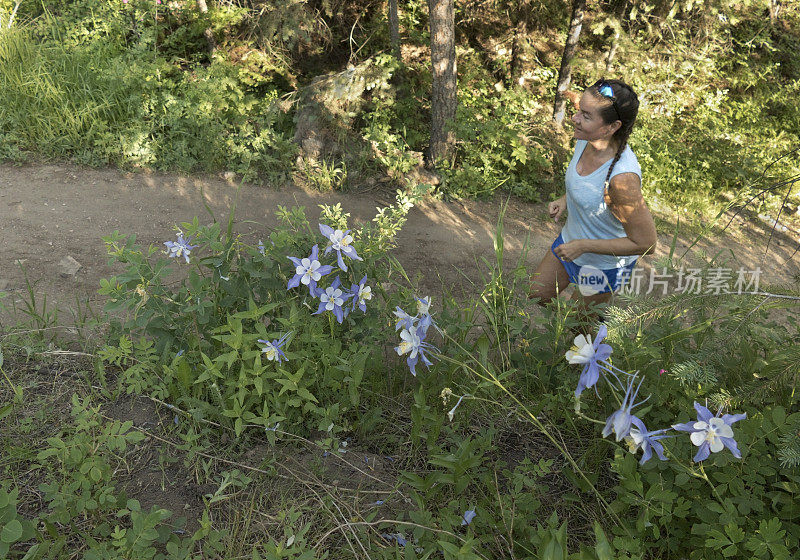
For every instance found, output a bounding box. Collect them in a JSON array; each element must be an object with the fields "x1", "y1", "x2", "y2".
[{"x1": 561, "y1": 139, "x2": 642, "y2": 270}]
